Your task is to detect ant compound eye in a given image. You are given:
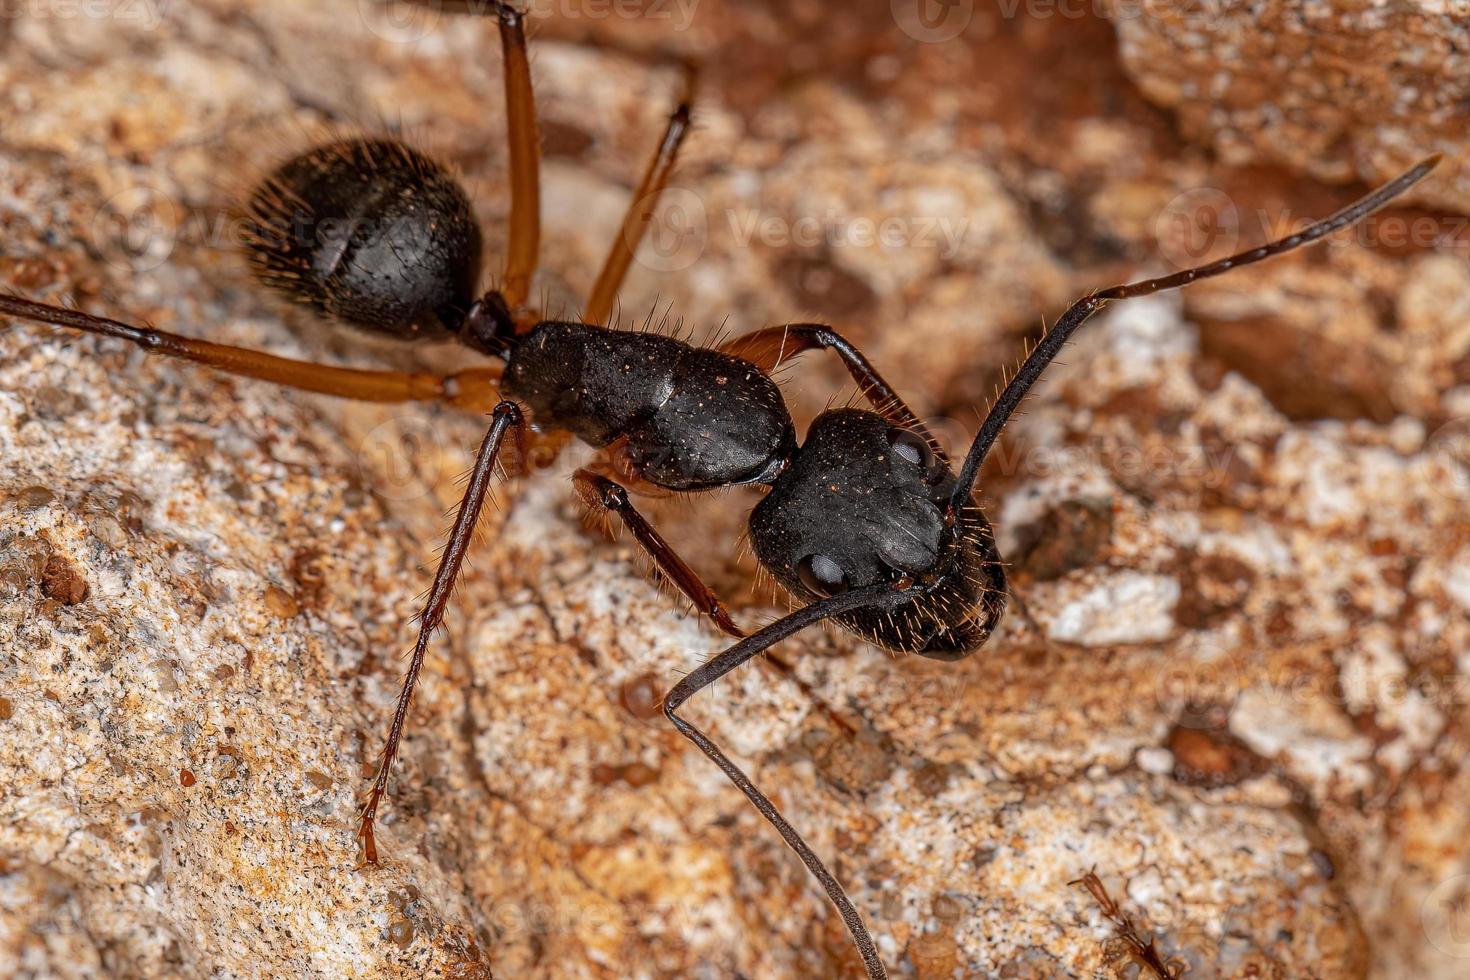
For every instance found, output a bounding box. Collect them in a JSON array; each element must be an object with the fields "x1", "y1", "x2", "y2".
[
  {"x1": 888, "y1": 428, "x2": 932, "y2": 469},
  {"x1": 797, "y1": 554, "x2": 850, "y2": 597},
  {"x1": 889, "y1": 428, "x2": 949, "y2": 486}
]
